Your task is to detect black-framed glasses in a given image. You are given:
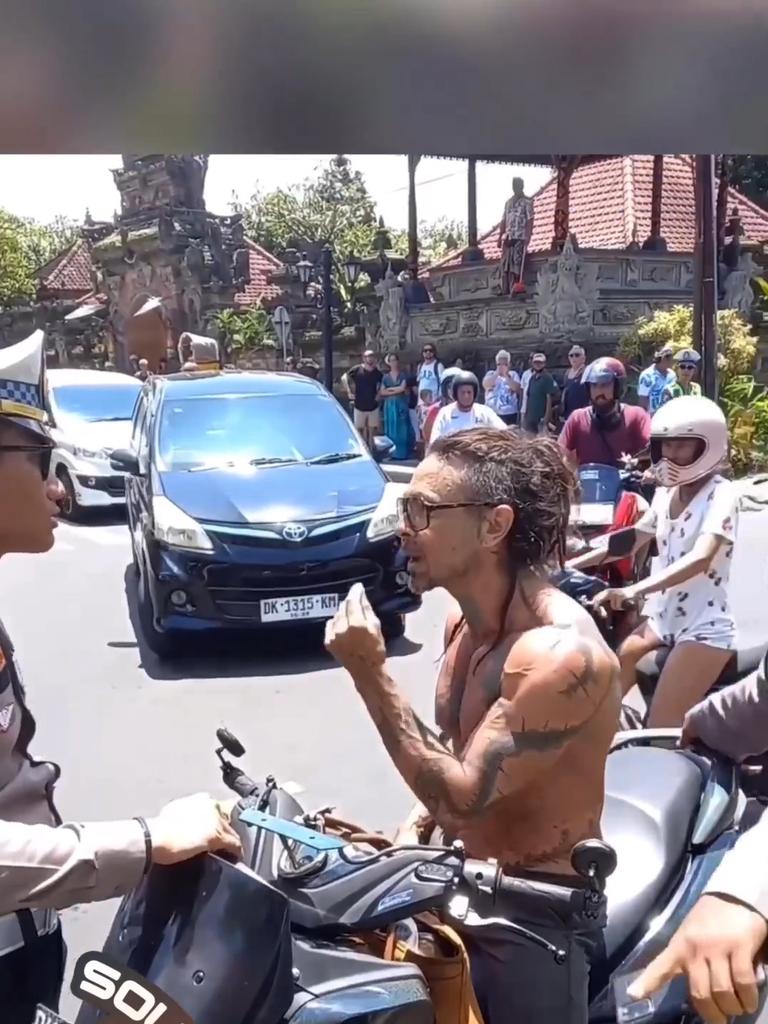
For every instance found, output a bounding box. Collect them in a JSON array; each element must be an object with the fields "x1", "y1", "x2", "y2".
[
  {"x1": 397, "y1": 495, "x2": 496, "y2": 533},
  {"x1": 678, "y1": 363, "x2": 697, "y2": 371},
  {"x1": 0, "y1": 444, "x2": 54, "y2": 478}
]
